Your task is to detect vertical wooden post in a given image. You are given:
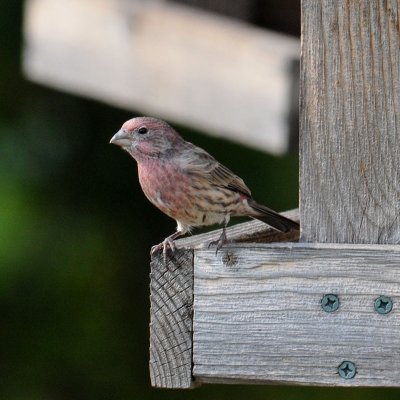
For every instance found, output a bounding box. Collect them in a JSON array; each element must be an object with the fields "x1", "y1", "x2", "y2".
[{"x1": 300, "y1": 0, "x2": 400, "y2": 244}]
